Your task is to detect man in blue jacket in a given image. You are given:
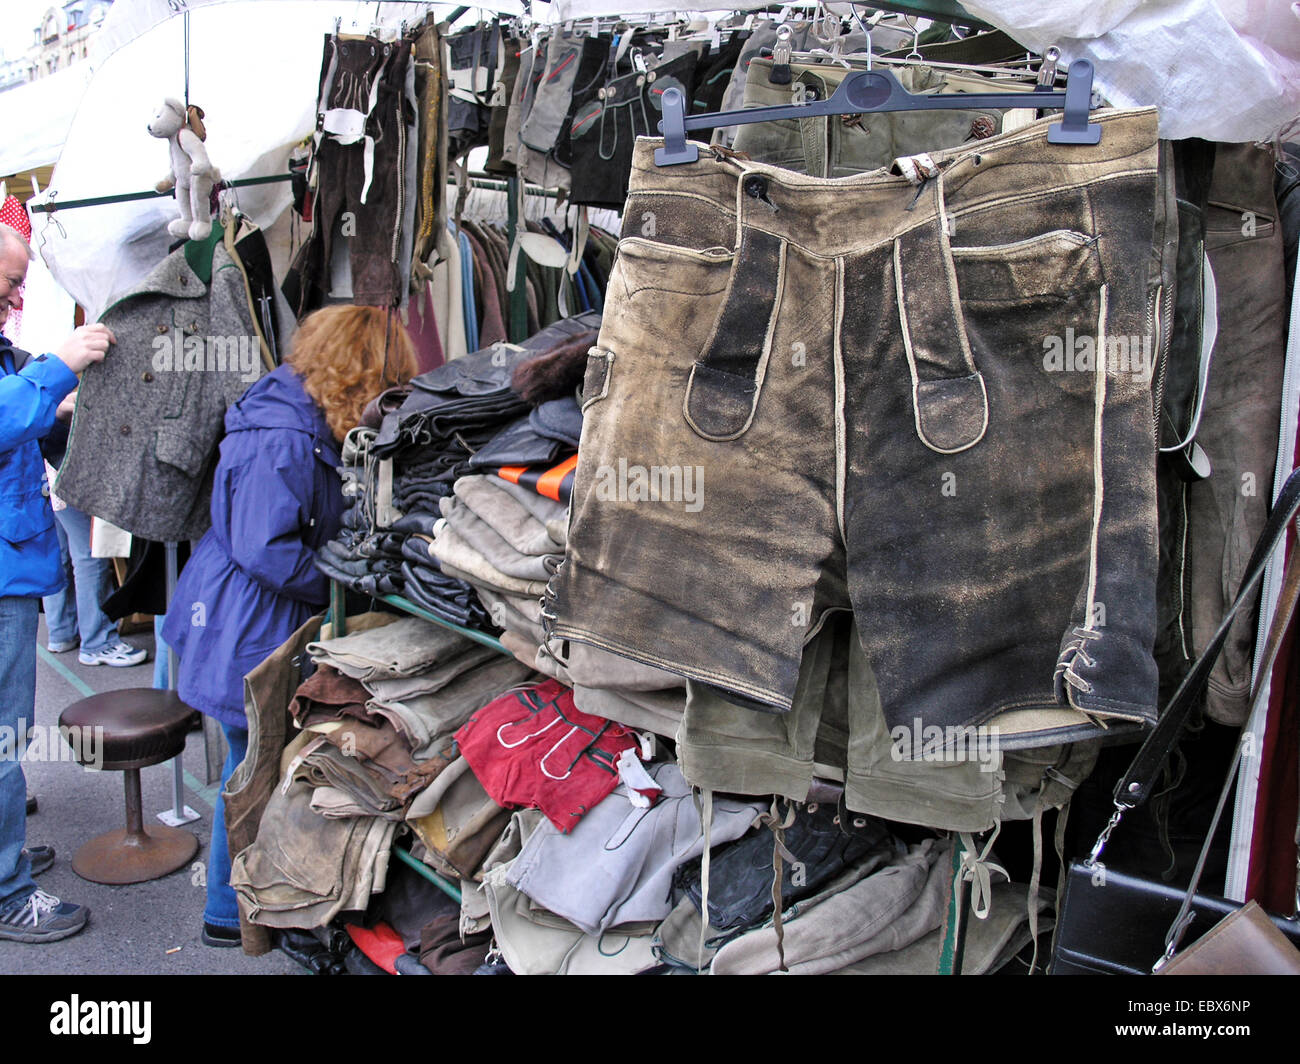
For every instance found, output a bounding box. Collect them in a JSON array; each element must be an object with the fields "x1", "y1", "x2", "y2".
[{"x1": 0, "y1": 223, "x2": 114, "y2": 943}]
